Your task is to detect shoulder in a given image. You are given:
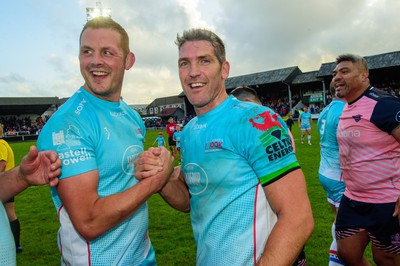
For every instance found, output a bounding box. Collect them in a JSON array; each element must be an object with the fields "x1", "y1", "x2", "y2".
[
  {"x1": 0, "y1": 140, "x2": 7, "y2": 152},
  {"x1": 366, "y1": 86, "x2": 395, "y2": 98},
  {"x1": 361, "y1": 87, "x2": 400, "y2": 111},
  {"x1": 347, "y1": 87, "x2": 400, "y2": 134},
  {"x1": 50, "y1": 89, "x2": 91, "y2": 120},
  {"x1": 230, "y1": 99, "x2": 270, "y2": 117},
  {"x1": 331, "y1": 100, "x2": 345, "y2": 111}
]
